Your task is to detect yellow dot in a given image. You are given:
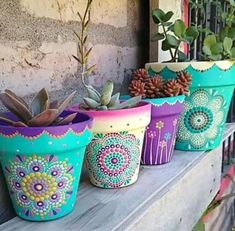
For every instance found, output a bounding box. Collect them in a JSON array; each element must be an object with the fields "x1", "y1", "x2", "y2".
[
  {"x1": 30, "y1": 196, "x2": 35, "y2": 200},
  {"x1": 21, "y1": 182, "x2": 25, "y2": 187},
  {"x1": 35, "y1": 197, "x2": 40, "y2": 202},
  {"x1": 36, "y1": 172, "x2": 41, "y2": 177}
]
